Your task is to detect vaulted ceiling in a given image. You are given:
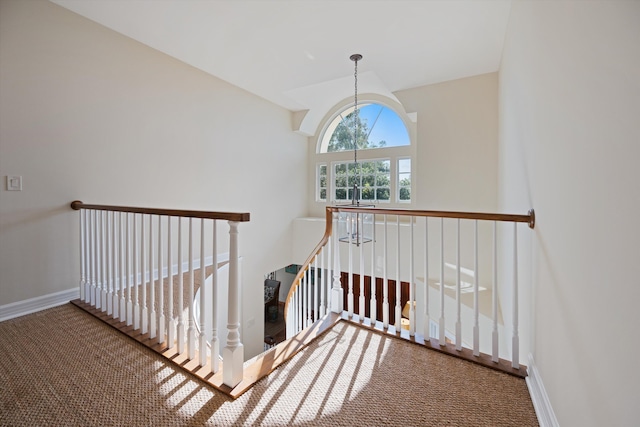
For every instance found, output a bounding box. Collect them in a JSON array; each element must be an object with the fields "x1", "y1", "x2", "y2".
[{"x1": 51, "y1": 0, "x2": 511, "y2": 133}]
